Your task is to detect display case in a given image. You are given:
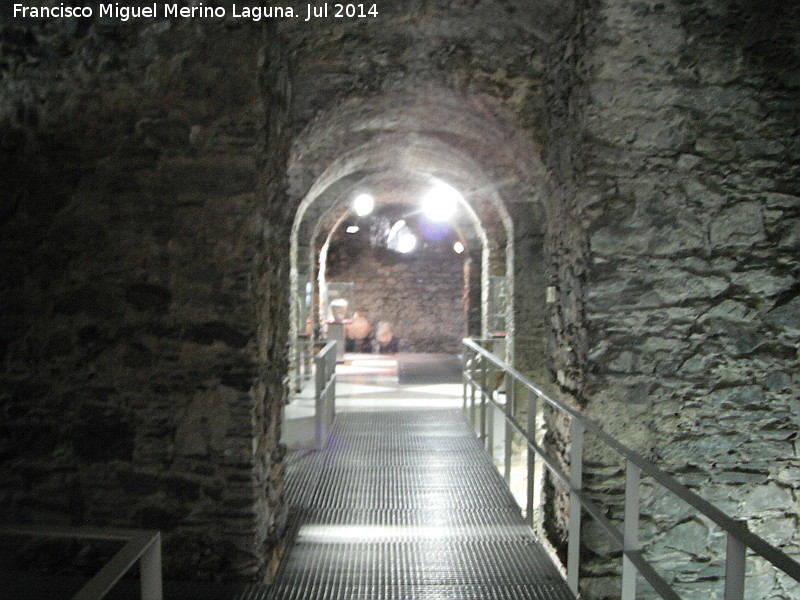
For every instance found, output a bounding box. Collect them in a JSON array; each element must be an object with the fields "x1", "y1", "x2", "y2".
[
  {"x1": 322, "y1": 282, "x2": 354, "y2": 323},
  {"x1": 321, "y1": 282, "x2": 353, "y2": 361}
]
